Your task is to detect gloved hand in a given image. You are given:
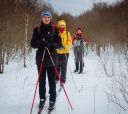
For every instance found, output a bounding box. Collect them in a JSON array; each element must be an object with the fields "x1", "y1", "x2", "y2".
[{"x1": 42, "y1": 41, "x2": 53, "y2": 48}]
